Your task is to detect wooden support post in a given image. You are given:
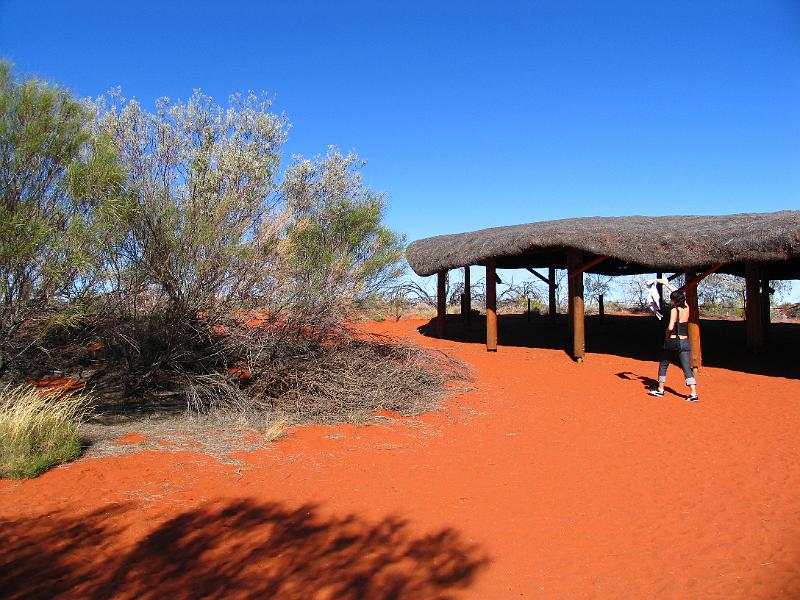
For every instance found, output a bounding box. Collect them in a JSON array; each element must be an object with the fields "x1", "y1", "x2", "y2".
[
  {"x1": 567, "y1": 250, "x2": 585, "y2": 362},
  {"x1": 548, "y1": 267, "x2": 557, "y2": 323},
  {"x1": 760, "y1": 277, "x2": 771, "y2": 341},
  {"x1": 486, "y1": 259, "x2": 497, "y2": 351},
  {"x1": 464, "y1": 266, "x2": 471, "y2": 328},
  {"x1": 745, "y1": 262, "x2": 763, "y2": 353},
  {"x1": 567, "y1": 269, "x2": 573, "y2": 338},
  {"x1": 527, "y1": 298, "x2": 531, "y2": 322},
  {"x1": 684, "y1": 270, "x2": 702, "y2": 372},
  {"x1": 598, "y1": 294, "x2": 604, "y2": 323},
  {"x1": 436, "y1": 270, "x2": 447, "y2": 339},
  {"x1": 656, "y1": 272, "x2": 664, "y2": 311}
]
